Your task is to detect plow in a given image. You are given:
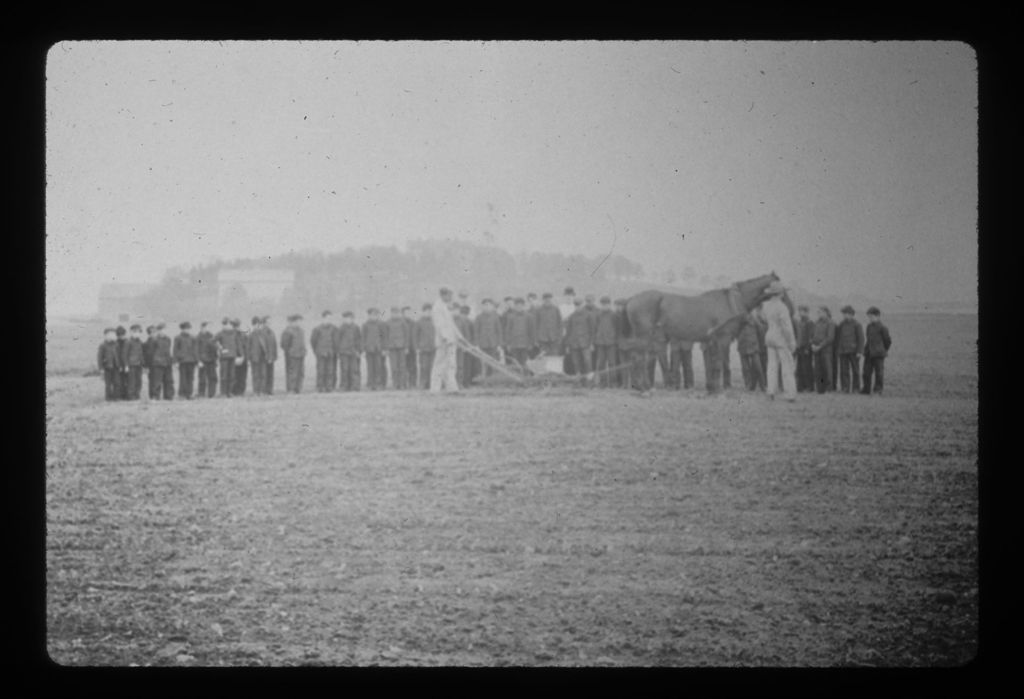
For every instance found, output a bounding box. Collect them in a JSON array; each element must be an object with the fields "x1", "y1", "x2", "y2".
[{"x1": 456, "y1": 336, "x2": 633, "y2": 389}]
